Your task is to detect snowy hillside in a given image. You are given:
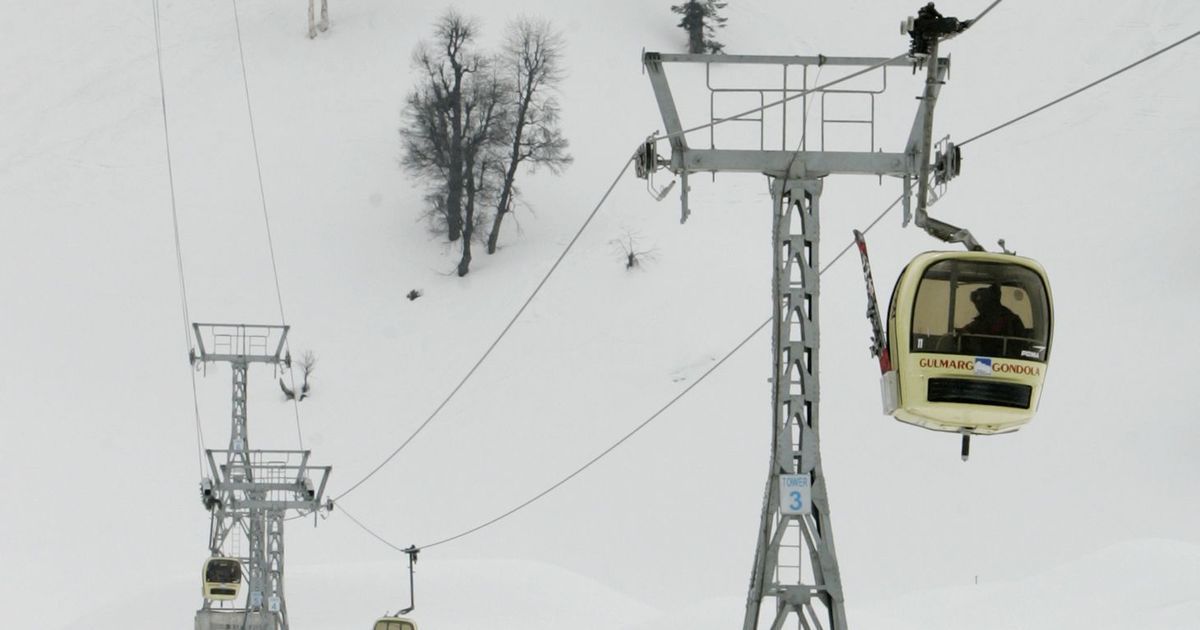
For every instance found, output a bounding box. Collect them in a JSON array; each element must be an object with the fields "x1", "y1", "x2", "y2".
[
  {"x1": 66, "y1": 538, "x2": 1200, "y2": 630},
  {"x1": 861, "y1": 539, "x2": 1200, "y2": 630},
  {"x1": 2, "y1": 1, "x2": 1198, "y2": 629}
]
